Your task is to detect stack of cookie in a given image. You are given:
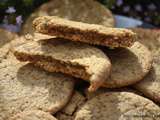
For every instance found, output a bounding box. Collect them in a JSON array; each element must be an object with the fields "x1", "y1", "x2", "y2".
[
  {"x1": 0, "y1": 0, "x2": 159, "y2": 119},
  {"x1": 13, "y1": 16, "x2": 137, "y2": 92},
  {"x1": 1, "y1": 16, "x2": 160, "y2": 120},
  {"x1": 9, "y1": 16, "x2": 160, "y2": 120}
]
